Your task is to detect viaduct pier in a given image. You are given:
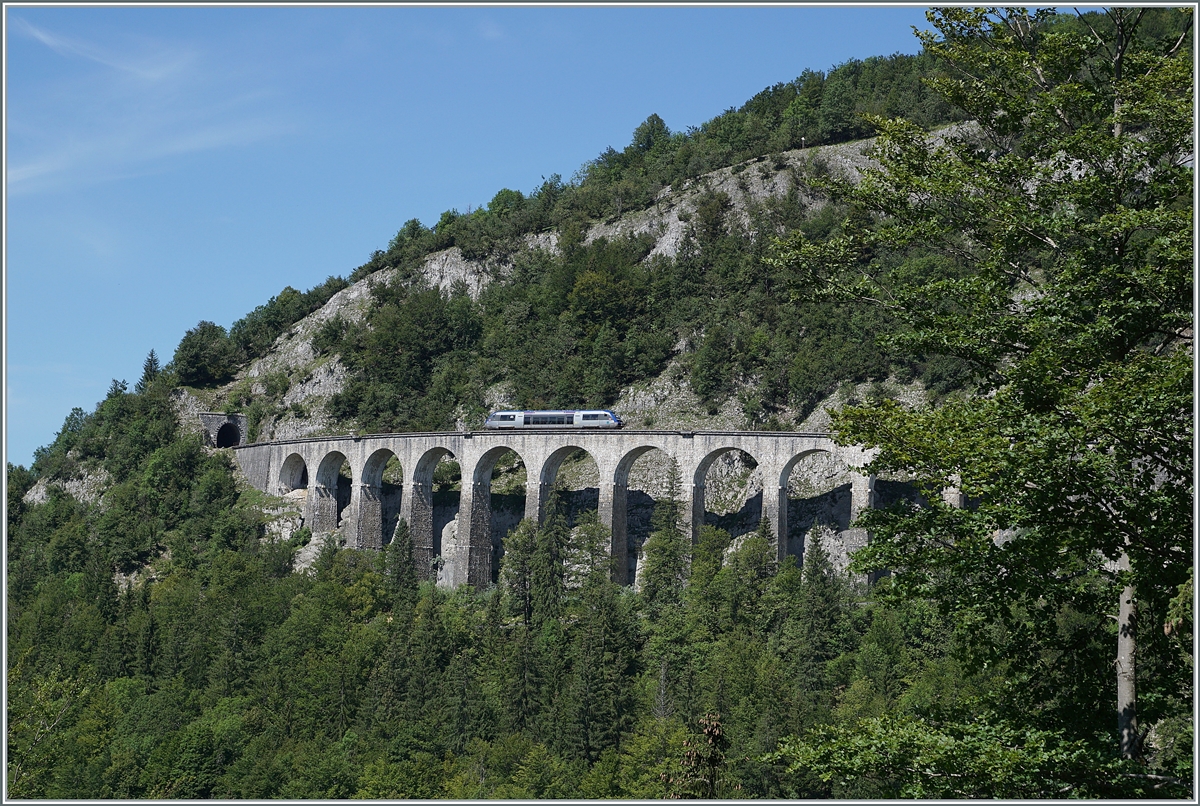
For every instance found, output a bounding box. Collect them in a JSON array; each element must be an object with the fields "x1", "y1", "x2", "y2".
[{"x1": 231, "y1": 430, "x2": 876, "y2": 588}]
